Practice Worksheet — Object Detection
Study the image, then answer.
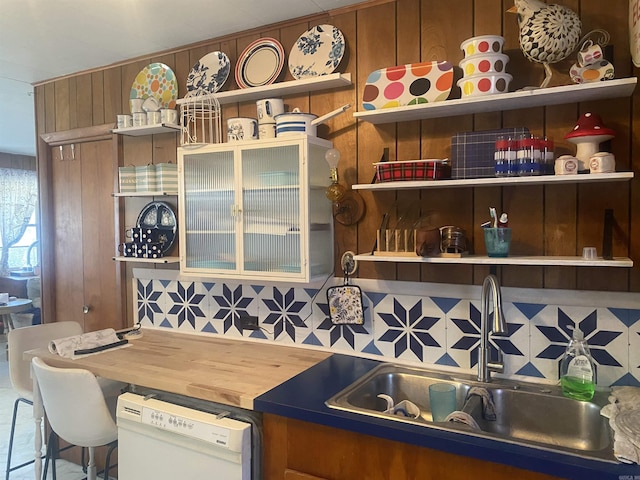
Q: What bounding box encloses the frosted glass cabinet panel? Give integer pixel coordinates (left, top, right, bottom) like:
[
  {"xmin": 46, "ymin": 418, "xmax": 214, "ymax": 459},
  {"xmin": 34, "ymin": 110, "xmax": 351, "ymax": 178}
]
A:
[{"xmin": 178, "ymin": 135, "xmax": 334, "ymax": 282}]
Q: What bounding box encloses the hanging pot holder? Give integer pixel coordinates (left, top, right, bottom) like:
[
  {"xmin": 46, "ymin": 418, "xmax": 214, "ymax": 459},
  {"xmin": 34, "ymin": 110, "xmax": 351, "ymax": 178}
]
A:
[{"xmin": 327, "ymin": 274, "xmax": 364, "ymax": 325}]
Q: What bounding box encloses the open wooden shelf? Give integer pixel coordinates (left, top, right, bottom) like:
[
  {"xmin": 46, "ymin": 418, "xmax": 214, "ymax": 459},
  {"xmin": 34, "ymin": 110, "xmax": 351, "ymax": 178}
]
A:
[
  {"xmin": 353, "ymin": 253, "xmax": 633, "ymax": 267},
  {"xmin": 176, "ymin": 73, "xmax": 352, "ymax": 106},
  {"xmin": 353, "ymin": 172, "xmax": 634, "ymax": 190},
  {"xmin": 113, "ymin": 256, "xmax": 180, "ymax": 264},
  {"xmin": 112, "ymin": 191, "xmax": 178, "ymax": 197},
  {"xmin": 112, "ymin": 124, "xmax": 181, "ymax": 136},
  {"xmin": 353, "ymin": 77, "xmax": 637, "ymax": 124}
]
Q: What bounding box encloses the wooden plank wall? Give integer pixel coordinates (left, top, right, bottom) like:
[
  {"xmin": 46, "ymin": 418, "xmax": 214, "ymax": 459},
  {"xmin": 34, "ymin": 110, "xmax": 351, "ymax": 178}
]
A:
[{"xmin": 35, "ymin": 0, "xmax": 639, "ymax": 302}]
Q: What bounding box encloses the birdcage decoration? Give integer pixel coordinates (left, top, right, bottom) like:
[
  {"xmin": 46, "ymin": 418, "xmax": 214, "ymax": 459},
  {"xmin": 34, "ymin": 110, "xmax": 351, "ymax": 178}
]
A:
[{"xmin": 177, "ymin": 91, "xmax": 222, "ymax": 146}]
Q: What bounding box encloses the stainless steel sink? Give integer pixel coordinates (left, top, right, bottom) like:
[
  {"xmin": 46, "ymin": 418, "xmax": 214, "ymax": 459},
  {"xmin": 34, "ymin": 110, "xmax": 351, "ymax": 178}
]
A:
[{"xmin": 325, "ymin": 363, "xmax": 614, "ymax": 461}]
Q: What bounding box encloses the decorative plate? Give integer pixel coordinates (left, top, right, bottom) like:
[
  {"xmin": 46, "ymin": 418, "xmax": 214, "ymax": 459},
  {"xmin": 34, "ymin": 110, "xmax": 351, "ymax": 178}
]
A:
[
  {"xmin": 288, "ymin": 24, "xmax": 345, "ymax": 79},
  {"xmin": 235, "ymin": 38, "xmax": 285, "ymax": 89},
  {"xmin": 186, "ymin": 51, "xmax": 231, "ymax": 94},
  {"xmin": 136, "ymin": 201, "xmax": 177, "ymax": 254},
  {"xmin": 362, "ymin": 61, "xmax": 454, "ymax": 110},
  {"xmin": 130, "ymin": 63, "xmax": 178, "ymax": 112}
]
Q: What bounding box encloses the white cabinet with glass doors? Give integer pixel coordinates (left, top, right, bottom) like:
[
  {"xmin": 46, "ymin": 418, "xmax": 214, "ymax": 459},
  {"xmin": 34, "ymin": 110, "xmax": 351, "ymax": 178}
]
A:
[{"xmin": 178, "ymin": 135, "xmax": 334, "ymax": 282}]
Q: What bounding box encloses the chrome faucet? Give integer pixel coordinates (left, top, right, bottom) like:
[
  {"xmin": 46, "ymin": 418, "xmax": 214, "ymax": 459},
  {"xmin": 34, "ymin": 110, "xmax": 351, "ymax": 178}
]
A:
[{"xmin": 478, "ymin": 274, "xmax": 508, "ymax": 382}]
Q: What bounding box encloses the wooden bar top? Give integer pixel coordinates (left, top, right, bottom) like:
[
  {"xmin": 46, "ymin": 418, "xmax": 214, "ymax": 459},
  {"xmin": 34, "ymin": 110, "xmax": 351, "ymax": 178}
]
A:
[{"xmin": 26, "ymin": 328, "xmax": 331, "ymax": 409}]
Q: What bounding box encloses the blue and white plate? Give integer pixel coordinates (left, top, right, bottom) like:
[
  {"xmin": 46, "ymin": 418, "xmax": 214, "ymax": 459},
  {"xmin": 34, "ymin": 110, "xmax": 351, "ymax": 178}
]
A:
[
  {"xmin": 288, "ymin": 24, "xmax": 345, "ymax": 79},
  {"xmin": 186, "ymin": 51, "xmax": 231, "ymax": 94}
]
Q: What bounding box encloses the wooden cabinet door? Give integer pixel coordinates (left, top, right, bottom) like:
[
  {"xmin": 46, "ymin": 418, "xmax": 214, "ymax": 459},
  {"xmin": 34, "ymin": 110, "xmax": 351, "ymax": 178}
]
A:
[{"xmin": 47, "ymin": 137, "xmax": 123, "ymax": 331}]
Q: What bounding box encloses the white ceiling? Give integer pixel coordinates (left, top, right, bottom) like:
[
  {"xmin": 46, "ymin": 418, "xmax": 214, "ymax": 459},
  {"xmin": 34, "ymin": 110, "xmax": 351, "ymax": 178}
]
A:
[{"xmin": 0, "ymin": 0, "xmax": 364, "ymax": 156}]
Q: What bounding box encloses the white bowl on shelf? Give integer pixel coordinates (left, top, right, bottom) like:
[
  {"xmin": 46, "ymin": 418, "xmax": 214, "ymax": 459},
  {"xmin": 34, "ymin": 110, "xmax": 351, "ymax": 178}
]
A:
[
  {"xmin": 459, "ymin": 53, "xmax": 509, "ymax": 76},
  {"xmin": 457, "ymin": 73, "xmax": 512, "ymax": 97},
  {"xmin": 460, "ymin": 35, "xmax": 505, "ymax": 57}
]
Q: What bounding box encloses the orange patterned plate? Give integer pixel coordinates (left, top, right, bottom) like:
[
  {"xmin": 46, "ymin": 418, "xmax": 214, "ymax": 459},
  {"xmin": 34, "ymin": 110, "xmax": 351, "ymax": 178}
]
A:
[
  {"xmin": 130, "ymin": 62, "xmax": 178, "ymax": 111},
  {"xmin": 362, "ymin": 61, "xmax": 453, "ymax": 110}
]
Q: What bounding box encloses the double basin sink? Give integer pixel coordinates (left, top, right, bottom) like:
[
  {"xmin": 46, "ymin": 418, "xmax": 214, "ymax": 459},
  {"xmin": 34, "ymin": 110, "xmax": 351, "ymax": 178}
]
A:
[{"xmin": 325, "ymin": 363, "xmax": 614, "ymax": 462}]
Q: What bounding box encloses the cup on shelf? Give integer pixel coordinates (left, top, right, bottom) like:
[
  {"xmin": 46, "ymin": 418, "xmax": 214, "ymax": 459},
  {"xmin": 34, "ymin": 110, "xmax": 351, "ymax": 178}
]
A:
[
  {"xmin": 146, "ymin": 111, "xmax": 161, "ymax": 125},
  {"xmin": 130, "ymin": 98, "xmax": 144, "ymax": 113},
  {"xmin": 582, "ymin": 246, "xmax": 597, "ymax": 260},
  {"xmin": 483, "ymin": 227, "xmax": 512, "ymax": 258},
  {"xmin": 429, "ymin": 383, "xmax": 457, "ymax": 422},
  {"xmin": 116, "ymin": 114, "xmax": 132, "ymax": 129},
  {"xmin": 132, "ymin": 112, "xmax": 147, "ymax": 127},
  {"xmin": 160, "ymin": 108, "xmax": 178, "ymax": 125}
]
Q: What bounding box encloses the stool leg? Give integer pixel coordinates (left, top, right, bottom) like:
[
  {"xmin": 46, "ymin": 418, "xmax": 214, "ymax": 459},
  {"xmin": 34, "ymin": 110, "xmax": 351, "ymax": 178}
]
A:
[{"xmin": 86, "ymin": 446, "xmax": 96, "ymax": 480}]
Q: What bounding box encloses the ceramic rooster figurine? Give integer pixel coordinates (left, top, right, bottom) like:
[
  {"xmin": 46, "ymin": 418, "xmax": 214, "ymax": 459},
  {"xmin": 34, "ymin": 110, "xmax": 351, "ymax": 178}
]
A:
[{"xmin": 509, "ymin": 0, "xmax": 582, "ymax": 88}]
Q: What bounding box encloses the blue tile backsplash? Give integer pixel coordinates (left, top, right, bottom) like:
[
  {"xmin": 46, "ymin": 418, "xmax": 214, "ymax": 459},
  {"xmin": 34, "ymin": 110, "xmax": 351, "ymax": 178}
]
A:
[{"xmin": 134, "ymin": 269, "xmax": 640, "ymax": 388}]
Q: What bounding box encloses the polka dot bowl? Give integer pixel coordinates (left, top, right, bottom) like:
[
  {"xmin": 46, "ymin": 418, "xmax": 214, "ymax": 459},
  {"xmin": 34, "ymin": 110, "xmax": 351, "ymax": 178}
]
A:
[
  {"xmin": 459, "ymin": 53, "xmax": 509, "ymax": 76},
  {"xmin": 457, "ymin": 73, "xmax": 512, "ymax": 98},
  {"xmin": 460, "ymin": 35, "xmax": 505, "ymax": 58}
]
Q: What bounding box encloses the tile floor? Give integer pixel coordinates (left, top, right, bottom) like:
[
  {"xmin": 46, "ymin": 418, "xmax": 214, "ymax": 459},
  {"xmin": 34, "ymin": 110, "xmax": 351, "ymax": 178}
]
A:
[{"xmin": 0, "ymin": 335, "xmax": 86, "ymax": 479}]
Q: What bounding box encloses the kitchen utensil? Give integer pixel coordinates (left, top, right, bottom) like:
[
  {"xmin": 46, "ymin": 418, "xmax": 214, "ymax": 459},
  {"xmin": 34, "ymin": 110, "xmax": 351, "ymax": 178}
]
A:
[
  {"xmin": 459, "ymin": 53, "xmax": 509, "ymax": 76},
  {"xmin": 275, "ymin": 104, "xmax": 350, "ymax": 137},
  {"xmin": 311, "ymin": 104, "xmax": 351, "ymax": 125},
  {"xmin": 326, "ymin": 270, "xmax": 364, "ymax": 325}
]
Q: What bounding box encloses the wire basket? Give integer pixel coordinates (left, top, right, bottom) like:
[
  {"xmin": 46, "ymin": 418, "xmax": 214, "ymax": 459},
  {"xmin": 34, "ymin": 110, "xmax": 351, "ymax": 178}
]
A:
[{"xmin": 177, "ymin": 91, "xmax": 222, "ymax": 146}]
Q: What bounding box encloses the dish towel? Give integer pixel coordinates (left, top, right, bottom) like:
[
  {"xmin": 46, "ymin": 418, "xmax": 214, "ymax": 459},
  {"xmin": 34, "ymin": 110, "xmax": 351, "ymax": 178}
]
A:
[
  {"xmin": 48, "ymin": 328, "xmax": 123, "ymax": 359},
  {"xmin": 445, "ymin": 410, "xmax": 481, "ymax": 430},
  {"xmin": 466, "ymin": 386, "xmax": 497, "ymax": 421},
  {"xmin": 601, "ymin": 386, "xmax": 640, "ymax": 464}
]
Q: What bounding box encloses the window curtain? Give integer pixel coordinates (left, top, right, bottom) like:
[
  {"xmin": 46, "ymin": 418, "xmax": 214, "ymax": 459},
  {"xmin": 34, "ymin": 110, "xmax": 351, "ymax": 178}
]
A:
[{"xmin": 0, "ymin": 168, "xmax": 37, "ymax": 275}]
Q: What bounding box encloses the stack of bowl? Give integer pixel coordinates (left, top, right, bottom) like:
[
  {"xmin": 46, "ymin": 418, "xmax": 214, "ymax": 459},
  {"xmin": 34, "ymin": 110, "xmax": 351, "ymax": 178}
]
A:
[{"xmin": 457, "ymin": 35, "xmax": 511, "ymax": 98}]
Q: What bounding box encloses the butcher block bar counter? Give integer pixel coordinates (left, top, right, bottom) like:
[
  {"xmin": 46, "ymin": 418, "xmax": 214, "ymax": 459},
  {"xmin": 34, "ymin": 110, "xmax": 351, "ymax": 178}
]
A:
[{"xmin": 26, "ymin": 328, "xmax": 331, "ymax": 409}]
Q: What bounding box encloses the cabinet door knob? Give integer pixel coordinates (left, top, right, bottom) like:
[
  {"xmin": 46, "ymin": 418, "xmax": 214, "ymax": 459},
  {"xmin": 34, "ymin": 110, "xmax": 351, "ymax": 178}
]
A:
[{"xmin": 82, "ymin": 305, "xmax": 90, "ymax": 314}]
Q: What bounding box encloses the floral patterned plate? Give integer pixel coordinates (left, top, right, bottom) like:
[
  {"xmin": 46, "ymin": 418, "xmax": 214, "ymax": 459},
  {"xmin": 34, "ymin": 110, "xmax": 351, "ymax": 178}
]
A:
[
  {"xmin": 288, "ymin": 24, "xmax": 345, "ymax": 79},
  {"xmin": 186, "ymin": 51, "xmax": 231, "ymax": 94},
  {"xmin": 129, "ymin": 62, "xmax": 178, "ymax": 112}
]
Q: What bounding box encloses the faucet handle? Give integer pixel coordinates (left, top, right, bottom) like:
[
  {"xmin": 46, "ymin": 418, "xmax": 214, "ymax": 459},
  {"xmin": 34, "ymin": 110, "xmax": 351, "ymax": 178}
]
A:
[{"xmin": 487, "ymin": 349, "xmax": 504, "ymax": 374}]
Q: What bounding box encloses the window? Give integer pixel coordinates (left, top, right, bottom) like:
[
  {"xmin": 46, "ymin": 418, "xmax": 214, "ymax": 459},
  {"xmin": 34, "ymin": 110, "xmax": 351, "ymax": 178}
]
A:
[
  {"xmin": 0, "ymin": 167, "xmax": 38, "ymax": 275},
  {"xmin": 0, "ymin": 209, "xmax": 38, "ymax": 270}
]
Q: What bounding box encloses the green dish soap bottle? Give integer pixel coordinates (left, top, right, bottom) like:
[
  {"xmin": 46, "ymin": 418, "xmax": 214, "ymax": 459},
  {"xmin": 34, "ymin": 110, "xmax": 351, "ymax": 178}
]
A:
[{"xmin": 560, "ymin": 326, "xmax": 595, "ymax": 401}]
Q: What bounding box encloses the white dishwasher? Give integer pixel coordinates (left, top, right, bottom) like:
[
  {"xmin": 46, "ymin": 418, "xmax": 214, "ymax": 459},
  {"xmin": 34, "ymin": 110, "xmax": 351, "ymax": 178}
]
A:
[{"xmin": 117, "ymin": 392, "xmax": 252, "ymax": 480}]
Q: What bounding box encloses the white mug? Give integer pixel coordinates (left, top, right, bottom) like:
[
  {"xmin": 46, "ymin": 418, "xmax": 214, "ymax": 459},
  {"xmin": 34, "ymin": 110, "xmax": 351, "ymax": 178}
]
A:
[
  {"xmin": 577, "ymin": 41, "xmax": 604, "ymax": 67},
  {"xmin": 133, "ymin": 112, "xmax": 147, "ymax": 127},
  {"xmin": 146, "ymin": 111, "xmax": 161, "ymax": 125},
  {"xmin": 256, "ymin": 98, "xmax": 284, "ymax": 124},
  {"xmin": 227, "ymin": 117, "xmax": 258, "ymax": 142},
  {"xmin": 554, "ymin": 155, "xmax": 579, "ymax": 175},
  {"xmin": 589, "ymin": 152, "xmax": 615, "ymax": 173},
  {"xmin": 161, "ymin": 108, "xmax": 178, "ymax": 125},
  {"xmin": 130, "ymin": 98, "xmax": 144, "ymax": 113},
  {"xmin": 116, "ymin": 114, "xmax": 132, "ymax": 128},
  {"xmin": 259, "ymin": 123, "xmax": 277, "ymax": 139}
]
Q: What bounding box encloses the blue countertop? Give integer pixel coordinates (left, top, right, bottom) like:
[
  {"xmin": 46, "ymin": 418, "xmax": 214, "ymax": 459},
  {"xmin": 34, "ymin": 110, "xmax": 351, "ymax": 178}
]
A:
[{"xmin": 254, "ymin": 354, "xmax": 640, "ymax": 480}]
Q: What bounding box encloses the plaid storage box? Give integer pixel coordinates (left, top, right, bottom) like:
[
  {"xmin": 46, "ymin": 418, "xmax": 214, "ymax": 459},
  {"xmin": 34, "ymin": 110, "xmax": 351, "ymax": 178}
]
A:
[
  {"xmin": 118, "ymin": 166, "xmax": 137, "ymax": 193},
  {"xmin": 135, "ymin": 164, "xmax": 157, "ymax": 192},
  {"xmin": 450, "ymin": 127, "xmax": 529, "ymax": 179},
  {"xmin": 156, "ymin": 163, "xmax": 178, "ymax": 192},
  {"xmin": 375, "ymin": 159, "xmax": 451, "ymax": 182}
]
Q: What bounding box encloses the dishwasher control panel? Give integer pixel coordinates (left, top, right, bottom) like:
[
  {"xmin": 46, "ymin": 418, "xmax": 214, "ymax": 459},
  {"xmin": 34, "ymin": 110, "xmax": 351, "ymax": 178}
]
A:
[
  {"xmin": 140, "ymin": 407, "xmax": 232, "ymax": 447},
  {"xmin": 117, "ymin": 392, "xmax": 251, "ymax": 453}
]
